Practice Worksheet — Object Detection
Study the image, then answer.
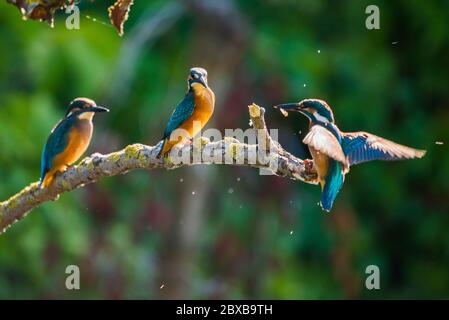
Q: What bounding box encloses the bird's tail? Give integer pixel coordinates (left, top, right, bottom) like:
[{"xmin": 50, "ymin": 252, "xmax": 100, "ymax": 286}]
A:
[
  {"xmin": 157, "ymin": 138, "xmax": 177, "ymax": 158},
  {"xmin": 320, "ymin": 161, "xmax": 345, "ymax": 212},
  {"xmin": 157, "ymin": 139, "xmax": 167, "ymax": 158},
  {"xmin": 38, "ymin": 170, "xmax": 55, "ymax": 189}
]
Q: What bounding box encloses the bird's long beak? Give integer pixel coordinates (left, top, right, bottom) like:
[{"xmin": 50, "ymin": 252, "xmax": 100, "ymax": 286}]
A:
[
  {"xmin": 86, "ymin": 106, "xmax": 110, "ymax": 113},
  {"xmin": 274, "ymin": 103, "xmax": 301, "ymax": 111}
]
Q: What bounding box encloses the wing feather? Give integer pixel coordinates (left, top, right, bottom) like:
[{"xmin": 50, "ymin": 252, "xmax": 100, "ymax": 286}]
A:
[
  {"xmin": 303, "ymin": 125, "xmax": 348, "ymax": 169},
  {"xmin": 163, "ymin": 91, "xmax": 195, "ymax": 139},
  {"xmin": 342, "ymin": 131, "xmax": 426, "ymax": 166},
  {"xmin": 40, "ymin": 117, "xmax": 73, "ymax": 181}
]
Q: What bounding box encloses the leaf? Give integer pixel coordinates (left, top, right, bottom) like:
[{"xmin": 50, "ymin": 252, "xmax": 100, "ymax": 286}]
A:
[
  {"xmin": 6, "ymin": 0, "xmax": 71, "ymax": 27},
  {"xmin": 28, "ymin": 4, "xmax": 55, "ymax": 26},
  {"xmin": 6, "ymin": 0, "xmax": 27, "ymax": 15},
  {"xmin": 108, "ymin": 0, "xmax": 134, "ymax": 36}
]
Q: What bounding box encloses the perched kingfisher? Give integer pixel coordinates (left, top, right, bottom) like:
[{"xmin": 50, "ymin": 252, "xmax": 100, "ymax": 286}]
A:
[
  {"xmin": 157, "ymin": 67, "xmax": 215, "ymax": 157},
  {"xmin": 275, "ymin": 99, "xmax": 426, "ymax": 212},
  {"xmin": 39, "ymin": 98, "xmax": 109, "ymax": 188}
]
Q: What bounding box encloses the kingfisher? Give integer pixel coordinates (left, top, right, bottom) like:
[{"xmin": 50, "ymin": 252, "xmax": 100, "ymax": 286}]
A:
[
  {"xmin": 157, "ymin": 67, "xmax": 215, "ymax": 157},
  {"xmin": 275, "ymin": 99, "xmax": 426, "ymax": 212},
  {"xmin": 39, "ymin": 98, "xmax": 109, "ymax": 188}
]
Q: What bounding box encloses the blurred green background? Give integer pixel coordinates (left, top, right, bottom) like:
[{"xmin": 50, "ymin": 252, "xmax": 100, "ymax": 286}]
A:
[{"xmin": 0, "ymin": 0, "xmax": 448, "ymax": 299}]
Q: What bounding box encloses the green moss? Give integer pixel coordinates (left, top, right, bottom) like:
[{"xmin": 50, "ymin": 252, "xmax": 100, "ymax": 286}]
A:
[
  {"xmin": 224, "ymin": 136, "xmax": 238, "ymax": 143},
  {"xmin": 227, "ymin": 143, "xmax": 241, "ymax": 160},
  {"xmin": 164, "ymin": 156, "xmax": 173, "ymax": 166},
  {"xmin": 86, "ymin": 160, "xmax": 95, "ymax": 170},
  {"xmin": 61, "ymin": 179, "xmax": 71, "ymax": 190},
  {"xmin": 109, "ymin": 152, "xmax": 122, "ymax": 163},
  {"xmin": 8, "ymin": 196, "xmax": 19, "ymax": 210},
  {"xmin": 198, "ymin": 136, "xmax": 210, "ymax": 146},
  {"xmin": 124, "ymin": 145, "xmax": 140, "ymax": 159},
  {"xmin": 124, "ymin": 144, "xmax": 147, "ymax": 165}
]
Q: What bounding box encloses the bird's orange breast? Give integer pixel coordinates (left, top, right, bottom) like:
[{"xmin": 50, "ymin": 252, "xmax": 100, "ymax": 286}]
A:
[
  {"xmin": 309, "ymin": 146, "xmax": 329, "ymax": 190},
  {"xmin": 52, "ymin": 120, "xmax": 93, "ymax": 169},
  {"xmin": 179, "ymin": 83, "xmax": 215, "ymax": 137}
]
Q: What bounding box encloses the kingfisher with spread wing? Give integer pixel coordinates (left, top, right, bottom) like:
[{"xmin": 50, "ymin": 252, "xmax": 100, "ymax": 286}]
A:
[
  {"xmin": 157, "ymin": 67, "xmax": 215, "ymax": 158},
  {"xmin": 275, "ymin": 99, "xmax": 426, "ymax": 212}
]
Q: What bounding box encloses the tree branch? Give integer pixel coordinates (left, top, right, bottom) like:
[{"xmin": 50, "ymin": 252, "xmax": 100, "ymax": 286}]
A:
[{"xmin": 0, "ymin": 103, "xmax": 317, "ymax": 235}]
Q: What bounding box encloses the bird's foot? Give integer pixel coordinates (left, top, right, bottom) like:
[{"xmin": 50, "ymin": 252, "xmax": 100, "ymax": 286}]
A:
[
  {"xmin": 54, "ymin": 166, "xmax": 69, "ymax": 179},
  {"xmin": 303, "ymin": 159, "xmax": 315, "ymax": 173}
]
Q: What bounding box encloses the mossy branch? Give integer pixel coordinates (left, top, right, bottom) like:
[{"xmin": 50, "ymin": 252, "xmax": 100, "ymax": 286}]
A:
[{"xmin": 0, "ymin": 104, "xmax": 317, "ymax": 235}]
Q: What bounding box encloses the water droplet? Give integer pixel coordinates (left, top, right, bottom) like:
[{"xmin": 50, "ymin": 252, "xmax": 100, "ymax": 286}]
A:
[
  {"xmin": 290, "ymin": 230, "xmax": 294, "ymax": 235},
  {"xmin": 237, "ymin": 177, "xmax": 241, "ymax": 182},
  {"xmin": 160, "ymin": 284, "xmax": 165, "ymax": 289},
  {"xmin": 192, "ymin": 191, "xmax": 196, "ymax": 195},
  {"xmin": 228, "ymin": 188, "xmax": 234, "ymax": 194},
  {"xmin": 303, "ymin": 84, "xmax": 307, "ymax": 87},
  {"xmin": 180, "ymin": 178, "xmax": 184, "ymax": 182},
  {"xmin": 317, "ymin": 49, "xmax": 321, "ymax": 53},
  {"xmin": 435, "ymin": 141, "xmax": 444, "ymax": 145}
]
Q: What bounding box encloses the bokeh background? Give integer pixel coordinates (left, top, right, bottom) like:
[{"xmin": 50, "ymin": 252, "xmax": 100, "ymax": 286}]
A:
[{"xmin": 0, "ymin": 0, "xmax": 448, "ymax": 299}]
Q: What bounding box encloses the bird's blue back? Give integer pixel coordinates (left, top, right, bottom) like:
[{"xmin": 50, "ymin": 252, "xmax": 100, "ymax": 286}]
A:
[
  {"xmin": 163, "ymin": 91, "xmax": 195, "ymax": 139},
  {"xmin": 40, "ymin": 117, "xmax": 74, "ymax": 183}
]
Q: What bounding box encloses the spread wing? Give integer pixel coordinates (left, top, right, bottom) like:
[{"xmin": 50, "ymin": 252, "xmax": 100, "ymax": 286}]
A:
[
  {"xmin": 40, "ymin": 117, "xmax": 73, "ymax": 181},
  {"xmin": 303, "ymin": 125, "xmax": 348, "ymax": 169},
  {"xmin": 162, "ymin": 91, "xmax": 195, "ymax": 139},
  {"xmin": 341, "ymin": 131, "xmax": 426, "ymax": 166}
]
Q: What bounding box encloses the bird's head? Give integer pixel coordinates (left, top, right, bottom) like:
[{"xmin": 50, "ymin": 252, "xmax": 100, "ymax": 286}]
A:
[
  {"xmin": 275, "ymin": 99, "xmax": 335, "ymax": 125},
  {"xmin": 187, "ymin": 67, "xmax": 209, "ymax": 89},
  {"xmin": 65, "ymin": 97, "xmax": 109, "ymax": 119}
]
